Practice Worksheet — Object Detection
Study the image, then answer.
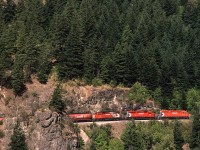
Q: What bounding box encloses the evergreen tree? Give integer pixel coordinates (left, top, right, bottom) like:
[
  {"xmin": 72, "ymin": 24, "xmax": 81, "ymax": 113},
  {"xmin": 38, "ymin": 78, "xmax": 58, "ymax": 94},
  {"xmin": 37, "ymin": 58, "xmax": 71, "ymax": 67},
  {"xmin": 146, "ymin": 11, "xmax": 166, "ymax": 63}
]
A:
[
  {"xmin": 63, "ymin": 18, "xmax": 84, "ymax": 79},
  {"xmin": 113, "ymin": 25, "xmax": 136, "ymax": 85},
  {"xmin": 160, "ymin": 34, "xmax": 174, "ymax": 98},
  {"xmin": 100, "ymin": 55, "xmax": 115, "ymax": 84},
  {"xmin": 161, "ymin": 0, "xmax": 179, "ymax": 16},
  {"xmin": 3, "ymin": 0, "xmax": 16, "ymax": 24},
  {"xmin": 90, "ymin": 125, "xmax": 111, "ymax": 150},
  {"xmin": 49, "ymin": 84, "xmax": 65, "ymax": 113},
  {"xmin": 183, "ymin": 1, "xmax": 198, "ymax": 26},
  {"xmin": 121, "ymin": 121, "xmax": 145, "ymax": 150},
  {"xmin": 83, "ymin": 37, "xmax": 99, "ymax": 83},
  {"xmin": 9, "ymin": 121, "xmax": 28, "ymax": 150},
  {"xmin": 137, "ymin": 46, "xmax": 161, "ymax": 90},
  {"xmin": 11, "ymin": 56, "xmax": 26, "ymax": 95},
  {"xmin": 186, "ymin": 88, "xmax": 200, "ymax": 112},
  {"xmin": 190, "ymin": 109, "xmax": 200, "ymax": 149},
  {"xmin": 128, "ymin": 82, "xmax": 150, "ymax": 105},
  {"xmin": 108, "ymin": 138, "xmax": 124, "ymax": 150},
  {"xmin": 37, "ymin": 59, "xmax": 51, "ymax": 84},
  {"xmin": 173, "ymin": 121, "xmax": 184, "ymax": 150}
]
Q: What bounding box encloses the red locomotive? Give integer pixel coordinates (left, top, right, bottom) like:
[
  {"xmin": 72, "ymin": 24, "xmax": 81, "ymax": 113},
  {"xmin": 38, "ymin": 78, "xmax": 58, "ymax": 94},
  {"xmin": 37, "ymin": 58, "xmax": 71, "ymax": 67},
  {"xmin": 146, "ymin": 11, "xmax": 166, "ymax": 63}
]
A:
[
  {"xmin": 159, "ymin": 110, "xmax": 190, "ymax": 119},
  {"xmin": 93, "ymin": 112, "xmax": 120, "ymax": 121},
  {"xmin": 126, "ymin": 110, "xmax": 155, "ymax": 119},
  {"xmin": 68, "ymin": 113, "xmax": 92, "ymax": 122}
]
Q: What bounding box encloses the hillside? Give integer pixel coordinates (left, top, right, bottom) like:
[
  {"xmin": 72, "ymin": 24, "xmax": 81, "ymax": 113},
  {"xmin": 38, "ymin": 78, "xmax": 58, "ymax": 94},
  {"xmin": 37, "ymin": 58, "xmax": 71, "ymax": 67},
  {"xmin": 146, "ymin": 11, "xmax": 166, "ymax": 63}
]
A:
[{"xmin": 0, "ymin": 77, "xmax": 131, "ymax": 149}]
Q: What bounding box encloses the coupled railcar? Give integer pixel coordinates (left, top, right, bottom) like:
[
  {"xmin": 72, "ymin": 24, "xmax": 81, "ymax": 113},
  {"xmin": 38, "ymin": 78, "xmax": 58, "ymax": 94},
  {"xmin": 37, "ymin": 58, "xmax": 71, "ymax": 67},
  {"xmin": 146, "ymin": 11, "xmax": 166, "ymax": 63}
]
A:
[
  {"xmin": 68, "ymin": 113, "xmax": 92, "ymax": 122},
  {"xmin": 126, "ymin": 110, "xmax": 155, "ymax": 120},
  {"xmin": 160, "ymin": 110, "xmax": 190, "ymax": 119},
  {"xmin": 93, "ymin": 112, "xmax": 121, "ymax": 121}
]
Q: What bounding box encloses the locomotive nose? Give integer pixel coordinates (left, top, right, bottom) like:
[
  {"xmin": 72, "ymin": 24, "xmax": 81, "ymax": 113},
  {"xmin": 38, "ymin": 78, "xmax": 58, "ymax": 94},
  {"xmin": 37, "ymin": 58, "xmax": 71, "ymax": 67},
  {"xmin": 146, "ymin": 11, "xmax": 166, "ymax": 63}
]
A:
[{"xmin": 115, "ymin": 113, "xmax": 120, "ymax": 118}]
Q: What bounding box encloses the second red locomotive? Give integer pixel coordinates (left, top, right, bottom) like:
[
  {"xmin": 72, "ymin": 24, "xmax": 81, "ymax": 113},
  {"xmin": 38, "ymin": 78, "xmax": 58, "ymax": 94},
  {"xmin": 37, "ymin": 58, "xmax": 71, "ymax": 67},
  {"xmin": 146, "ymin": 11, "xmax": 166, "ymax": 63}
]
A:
[
  {"xmin": 93, "ymin": 112, "xmax": 121, "ymax": 121},
  {"xmin": 126, "ymin": 110, "xmax": 155, "ymax": 120}
]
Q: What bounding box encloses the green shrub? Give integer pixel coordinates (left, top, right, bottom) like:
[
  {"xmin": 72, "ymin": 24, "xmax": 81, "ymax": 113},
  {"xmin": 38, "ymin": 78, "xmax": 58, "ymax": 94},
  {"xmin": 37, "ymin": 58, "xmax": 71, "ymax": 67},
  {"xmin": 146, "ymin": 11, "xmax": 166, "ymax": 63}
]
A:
[
  {"xmin": 32, "ymin": 92, "xmax": 38, "ymax": 98},
  {"xmin": 0, "ymin": 121, "xmax": 3, "ymax": 125},
  {"xmin": 92, "ymin": 78, "xmax": 103, "ymax": 87},
  {"xmin": 109, "ymin": 80, "xmax": 117, "ymax": 88}
]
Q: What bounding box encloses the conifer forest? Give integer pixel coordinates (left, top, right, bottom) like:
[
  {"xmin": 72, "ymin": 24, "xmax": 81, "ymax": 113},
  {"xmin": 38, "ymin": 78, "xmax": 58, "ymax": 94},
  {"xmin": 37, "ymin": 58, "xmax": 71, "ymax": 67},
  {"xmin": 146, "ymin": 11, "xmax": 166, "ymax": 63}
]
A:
[{"xmin": 0, "ymin": 0, "xmax": 200, "ymax": 110}]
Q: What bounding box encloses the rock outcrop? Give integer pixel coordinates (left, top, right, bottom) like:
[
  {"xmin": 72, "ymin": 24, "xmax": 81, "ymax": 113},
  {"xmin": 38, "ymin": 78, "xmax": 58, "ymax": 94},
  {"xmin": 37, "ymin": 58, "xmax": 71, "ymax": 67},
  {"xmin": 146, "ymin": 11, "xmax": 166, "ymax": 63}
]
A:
[
  {"xmin": 28, "ymin": 110, "xmax": 77, "ymax": 150},
  {"xmin": 0, "ymin": 79, "xmax": 130, "ymax": 150},
  {"xmin": 1, "ymin": 110, "xmax": 78, "ymax": 150}
]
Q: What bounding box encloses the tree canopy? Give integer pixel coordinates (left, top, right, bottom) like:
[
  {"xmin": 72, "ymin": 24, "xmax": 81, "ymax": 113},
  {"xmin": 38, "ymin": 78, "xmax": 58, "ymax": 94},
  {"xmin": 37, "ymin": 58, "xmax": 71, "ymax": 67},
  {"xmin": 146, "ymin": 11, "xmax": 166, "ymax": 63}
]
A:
[{"xmin": 0, "ymin": 0, "xmax": 200, "ymax": 110}]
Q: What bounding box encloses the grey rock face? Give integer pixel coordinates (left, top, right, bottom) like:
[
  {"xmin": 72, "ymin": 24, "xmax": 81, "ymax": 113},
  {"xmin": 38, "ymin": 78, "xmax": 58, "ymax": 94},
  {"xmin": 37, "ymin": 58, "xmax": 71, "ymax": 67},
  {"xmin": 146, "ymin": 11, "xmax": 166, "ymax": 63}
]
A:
[
  {"xmin": 1, "ymin": 110, "xmax": 77, "ymax": 150},
  {"xmin": 28, "ymin": 110, "xmax": 77, "ymax": 150}
]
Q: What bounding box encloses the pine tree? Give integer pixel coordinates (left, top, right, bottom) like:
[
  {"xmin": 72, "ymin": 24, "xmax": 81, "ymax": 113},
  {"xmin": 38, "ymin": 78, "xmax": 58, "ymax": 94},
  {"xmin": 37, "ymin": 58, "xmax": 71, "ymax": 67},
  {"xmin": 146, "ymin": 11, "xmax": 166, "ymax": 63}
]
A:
[
  {"xmin": 11, "ymin": 57, "xmax": 26, "ymax": 95},
  {"xmin": 113, "ymin": 25, "xmax": 136, "ymax": 85},
  {"xmin": 49, "ymin": 84, "xmax": 65, "ymax": 113},
  {"xmin": 37, "ymin": 59, "xmax": 51, "ymax": 84},
  {"xmin": 3, "ymin": 0, "xmax": 16, "ymax": 24},
  {"xmin": 173, "ymin": 121, "xmax": 184, "ymax": 150},
  {"xmin": 121, "ymin": 120, "xmax": 145, "ymax": 150},
  {"xmin": 83, "ymin": 37, "xmax": 99, "ymax": 83},
  {"xmin": 64, "ymin": 9, "xmax": 84, "ymax": 79},
  {"xmin": 9, "ymin": 121, "xmax": 28, "ymax": 150},
  {"xmin": 183, "ymin": 1, "xmax": 198, "ymax": 26},
  {"xmin": 100, "ymin": 55, "xmax": 115, "ymax": 84},
  {"xmin": 137, "ymin": 46, "xmax": 161, "ymax": 90},
  {"xmin": 161, "ymin": 0, "xmax": 179, "ymax": 16},
  {"xmin": 190, "ymin": 109, "xmax": 200, "ymax": 149}
]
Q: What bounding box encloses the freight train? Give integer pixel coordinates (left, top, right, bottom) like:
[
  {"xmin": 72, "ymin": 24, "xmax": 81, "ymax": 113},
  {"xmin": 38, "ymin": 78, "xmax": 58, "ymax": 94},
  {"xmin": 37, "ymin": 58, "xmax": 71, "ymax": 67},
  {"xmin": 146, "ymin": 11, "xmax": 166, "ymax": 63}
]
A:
[{"xmin": 68, "ymin": 110, "xmax": 190, "ymax": 122}]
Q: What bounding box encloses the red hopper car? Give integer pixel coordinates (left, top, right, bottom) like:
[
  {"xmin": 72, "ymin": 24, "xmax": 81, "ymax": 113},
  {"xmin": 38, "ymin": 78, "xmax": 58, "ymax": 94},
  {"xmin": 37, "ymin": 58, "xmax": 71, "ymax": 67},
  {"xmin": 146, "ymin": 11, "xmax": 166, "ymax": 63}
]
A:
[
  {"xmin": 160, "ymin": 110, "xmax": 190, "ymax": 119},
  {"xmin": 126, "ymin": 110, "xmax": 155, "ymax": 119},
  {"xmin": 68, "ymin": 113, "xmax": 92, "ymax": 122},
  {"xmin": 93, "ymin": 112, "xmax": 121, "ymax": 121}
]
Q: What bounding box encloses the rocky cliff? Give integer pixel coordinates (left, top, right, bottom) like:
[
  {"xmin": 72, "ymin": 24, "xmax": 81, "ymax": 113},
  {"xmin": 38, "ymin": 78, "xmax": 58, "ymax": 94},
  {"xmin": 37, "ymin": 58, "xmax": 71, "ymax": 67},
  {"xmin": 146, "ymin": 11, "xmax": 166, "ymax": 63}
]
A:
[
  {"xmin": 1, "ymin": 110, "xmax": 78, "ymax": 150},
  {"xmin": 0, "ymin": 79, "xmax": 129, "ymax": 149}
]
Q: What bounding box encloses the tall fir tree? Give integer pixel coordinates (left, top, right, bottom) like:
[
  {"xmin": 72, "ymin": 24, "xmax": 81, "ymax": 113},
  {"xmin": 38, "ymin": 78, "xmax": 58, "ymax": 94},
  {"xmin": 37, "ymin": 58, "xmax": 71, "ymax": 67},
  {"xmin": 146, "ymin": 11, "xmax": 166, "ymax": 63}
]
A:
[
  {"xmin": 49, "ymin": 84, "xmax": 65, "ymax": 113},
  {"xmin": 11, "ymin": 56, "xmax": 26, "ymax": 95},
  {"xmin": 173, "ymin": 121, "xmax": 184, "ymax": 150},
  {"xmin": 113, "ymin": 25, "xmax": 136, "ymax": 85},
  {"xmin": 121, "ymin": 120, "xmax": 145, "ymax": 150},
  {"xmin": 190, "ymin": 109, "xmax": 200, "ymax": 149},
  {"xmin": 3, "ymin": 0, "xmax": 16, "ymax": 24},
  {"xmin": 9, "ymin": 121, "xmax": 28, "ymax": 150}
]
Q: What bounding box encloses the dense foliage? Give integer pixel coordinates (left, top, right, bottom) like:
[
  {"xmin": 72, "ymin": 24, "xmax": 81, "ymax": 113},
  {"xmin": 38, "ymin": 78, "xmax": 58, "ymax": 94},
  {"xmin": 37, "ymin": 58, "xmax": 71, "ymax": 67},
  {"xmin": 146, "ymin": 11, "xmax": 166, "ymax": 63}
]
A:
[
  {"xmin": 87, "ymin": 124, "xmax": 124, "ymax": 150},
  {"xmin": 0, "ymin": 0, "xmax": 200, "ymax": 107},
  {"xmin": 87, "ymin": 120, "xmax": 193, "ymax": 150}
]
